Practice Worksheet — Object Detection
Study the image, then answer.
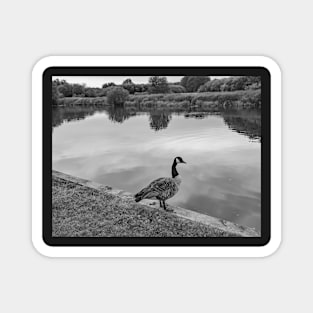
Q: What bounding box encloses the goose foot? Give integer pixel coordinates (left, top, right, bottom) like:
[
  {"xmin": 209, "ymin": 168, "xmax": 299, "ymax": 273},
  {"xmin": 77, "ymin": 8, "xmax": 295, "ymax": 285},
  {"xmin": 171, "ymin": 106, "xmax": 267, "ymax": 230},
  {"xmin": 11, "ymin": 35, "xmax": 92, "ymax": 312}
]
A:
[
  {"xmin": 164, "ymin": 207, "xmax": 174, "ymax": 212},
  {"xmin": 163, "ymin": 201, "xmax": 174, "ymax": 212}
]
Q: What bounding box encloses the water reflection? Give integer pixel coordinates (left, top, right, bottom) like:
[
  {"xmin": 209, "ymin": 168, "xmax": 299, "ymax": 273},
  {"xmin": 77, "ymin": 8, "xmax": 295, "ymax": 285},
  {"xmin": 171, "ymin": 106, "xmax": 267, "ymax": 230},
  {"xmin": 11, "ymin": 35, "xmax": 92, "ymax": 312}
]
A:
[
  {"xmin": 222, "ymin": 109, "xmax": 261, "ymax": 141},
  {"xmin": 52, "ymin": 106, "xmax": 105, "ymax": 128},
  {"xmin": 53, "ymin": 105, "xmax": 261, "ymax": 141},
  {"xmin": 52, "ymin": 104, "xmax": 261, "ymax": 231},
  {"xmin": 149, "ymin": 110, "xmax": 172, "ymax": 131},
  {"xmin": 106, "ymin": 105, "xmax": 136, "ymax": 123}
]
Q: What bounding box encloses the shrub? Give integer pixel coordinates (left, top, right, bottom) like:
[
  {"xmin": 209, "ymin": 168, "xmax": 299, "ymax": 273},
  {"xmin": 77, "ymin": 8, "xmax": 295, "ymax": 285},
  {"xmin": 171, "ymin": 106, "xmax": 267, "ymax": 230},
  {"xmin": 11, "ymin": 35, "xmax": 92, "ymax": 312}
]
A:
[
  {"xmin": 85, "ymin": 88, "xmax": 97, "ymax": 97},
  {"xmin": 169, "ymin": 85, "xmax": 186, "ymax": 93},
  {"xmin": 198, "ymin": 79, "xmax": 224, "ymax": 92},
  {"xmin": 141, "ymin": 99, "xmax": 156, "ymax": 108},
  {"xmin": 180, "ymin": 76, "xmax": 210, "ymax": 92},
  {"xmin": 52, "ymin": 84, "xmax": 59, "ymax": 105},
  {"xmin": 72, "ymin": 84, "xmax": 85, "ymax": 97},
  {"xmin": 58, "ymin": 83, "xmax": 73, "ymax": 97},
  {"xmin": 106, "ymin": 87, "xmax": 129, "ymax": 105},
  {"xmin": 134, "ymin": 84, "xmax": 149, "ymax": 93}
]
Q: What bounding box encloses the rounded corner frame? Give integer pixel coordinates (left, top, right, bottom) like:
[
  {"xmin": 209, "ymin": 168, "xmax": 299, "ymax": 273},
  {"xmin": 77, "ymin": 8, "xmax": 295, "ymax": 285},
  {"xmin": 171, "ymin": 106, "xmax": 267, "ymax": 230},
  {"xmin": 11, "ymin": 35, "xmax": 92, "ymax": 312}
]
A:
[{"xmin": 32, "ymin": 56, "xmax": 281, "ymax": 258}]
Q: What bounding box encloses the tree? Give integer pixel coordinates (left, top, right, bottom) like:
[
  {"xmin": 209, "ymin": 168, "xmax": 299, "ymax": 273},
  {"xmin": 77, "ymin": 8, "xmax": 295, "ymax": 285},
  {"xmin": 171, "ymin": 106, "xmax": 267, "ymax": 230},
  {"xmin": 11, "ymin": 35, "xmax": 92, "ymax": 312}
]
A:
[
  {"xmin": 198, "ymin": 76, "xmax": 262, "ymax": 92},
  {"xmin": 180, "ymin": 77, "xmax": 189, "ymax": 89},
  {"xmin": 245, "ymin": 76, "xmax": 261, "ymax": 89},
  {"xmin": 123, "ymin": 78, "xmax": 133, "ymax": 85},
  {"xmin": 122, "ymin": 78, "xmax": 135, "ymax": 94},
  {"xmin": 102, "ymin": 82, "xmax": 116, "ymax": 89},
  {"xmin": 106, "ymin": 87, "xmax": 129, "ymax": 105},
  {"xmin": 148, "ymin": 76, "xmax": 169, "ymax": 93},
  {"xmin": 72, "ymin": 84, "xmax": 85, "ymax": 96},
  {"xmin": 58, "ymin": 82, "xmax": 73, "ymax": 97},
  {"xmin": 52, "ymin": 83, "xmax": 59, "ymax": 105},
  {"xmin": 180, "ymin": 76, "xmax": 210, "ymax": 92},
  {"xmin": 53, "ymin": 79, "xmax": 67, "ymax": 86}
]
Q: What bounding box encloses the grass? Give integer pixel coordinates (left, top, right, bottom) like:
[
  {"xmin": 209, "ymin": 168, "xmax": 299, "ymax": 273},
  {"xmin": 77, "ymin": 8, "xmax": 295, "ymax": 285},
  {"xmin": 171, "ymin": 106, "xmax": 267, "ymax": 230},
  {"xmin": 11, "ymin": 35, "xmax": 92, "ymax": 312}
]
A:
[
  {"xmin": 57, "ymin": 96, "xmax": 108, "ymax": 106},
  {"xmin": 52, "ymin": 175, "xmax": 241, "ymax": 237},
  {"xmin": 125, "ymin": 89, "xmax": 260, "ymax": 108},
  {"xmin": 54, "ymin": 89, "xmax": 261, "ymax": 109}
]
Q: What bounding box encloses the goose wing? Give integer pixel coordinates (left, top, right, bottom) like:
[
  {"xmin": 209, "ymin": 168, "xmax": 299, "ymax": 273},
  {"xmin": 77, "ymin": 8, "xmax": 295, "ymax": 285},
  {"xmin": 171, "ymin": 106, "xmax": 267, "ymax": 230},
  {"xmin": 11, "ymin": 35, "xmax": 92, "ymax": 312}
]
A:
[
  {"xmin": 147, "ymin": 177, "xmax": 179, "ymax": 200},
  {"xmin": 148, "ymin": 177, "xmax": 177, "ymax": 193},
  {"xmin": 135, "ymin": 177, "xmax": 178, "ymax": 201}
]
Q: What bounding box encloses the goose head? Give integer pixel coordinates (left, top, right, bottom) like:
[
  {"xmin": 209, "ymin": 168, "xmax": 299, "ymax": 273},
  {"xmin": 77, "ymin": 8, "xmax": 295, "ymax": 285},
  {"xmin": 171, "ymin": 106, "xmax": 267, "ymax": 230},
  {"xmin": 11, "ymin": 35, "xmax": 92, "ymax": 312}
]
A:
[
  {"xmin": 174, "ymin": 156, "xmax": 186, "ymax": 164},
  {"xmin": 172, "ymin": 157, "xmax": 186, "ymax": 178}
]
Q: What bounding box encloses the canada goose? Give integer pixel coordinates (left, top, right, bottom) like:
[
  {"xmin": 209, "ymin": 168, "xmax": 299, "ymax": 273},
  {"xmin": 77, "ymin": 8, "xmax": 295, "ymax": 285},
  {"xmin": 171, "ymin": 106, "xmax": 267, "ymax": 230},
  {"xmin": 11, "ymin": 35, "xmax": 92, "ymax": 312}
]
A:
[{"xmin": 134, "ymin": 157, "xmax": 186, "ymax": 211}]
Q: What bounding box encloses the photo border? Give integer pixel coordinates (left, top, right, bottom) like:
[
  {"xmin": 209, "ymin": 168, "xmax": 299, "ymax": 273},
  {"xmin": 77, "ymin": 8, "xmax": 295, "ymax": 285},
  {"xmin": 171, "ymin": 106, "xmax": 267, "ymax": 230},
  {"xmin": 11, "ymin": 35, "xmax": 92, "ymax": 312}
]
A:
[{"xmin": 32, "ymin": 56, "xmax": 281, "ymax": 257}]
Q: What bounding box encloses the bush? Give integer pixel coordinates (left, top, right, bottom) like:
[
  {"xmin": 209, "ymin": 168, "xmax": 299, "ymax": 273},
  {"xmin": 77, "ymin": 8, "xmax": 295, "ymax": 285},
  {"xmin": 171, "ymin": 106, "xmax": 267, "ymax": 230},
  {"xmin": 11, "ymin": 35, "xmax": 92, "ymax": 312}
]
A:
[
  {"xmin": 85, "ymin": 88, "xmax": 97, "ymax": 97},
  {"xmin": 134, "ymin": 84, "xmax": 149, "ymax": 93},
  {"xmin": 106, "ymin": 87, "xmax": 129, "ymax": 105},
  {"xmin": 180, "ymin": 76, "xmax": 210, "ymax": 92},
  {"xmin": 198, "ymin": 79, "xmax": 224, "ymax": 92},
  {"xmin": 58, "ymin": 83, "xmax": 73, "ymax": 97},
  {"xmin": 72, "ymin": 84, "xmax": 85, "ymax": 97},
  {"xmin": 52, "ymin": 84, "xmax": 59, "ymax": 105},
  {"xmin": 169, "ymin": 85, "xmax": 186, "ymax": 93}
]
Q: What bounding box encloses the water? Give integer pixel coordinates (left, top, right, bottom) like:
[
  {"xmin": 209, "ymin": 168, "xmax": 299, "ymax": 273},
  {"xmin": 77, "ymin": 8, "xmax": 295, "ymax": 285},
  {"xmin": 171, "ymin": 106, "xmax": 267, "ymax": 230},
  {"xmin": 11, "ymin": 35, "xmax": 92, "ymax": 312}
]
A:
[{"xmin": 52, "ymin": 106, "xmax": 261, "ymax": 231}]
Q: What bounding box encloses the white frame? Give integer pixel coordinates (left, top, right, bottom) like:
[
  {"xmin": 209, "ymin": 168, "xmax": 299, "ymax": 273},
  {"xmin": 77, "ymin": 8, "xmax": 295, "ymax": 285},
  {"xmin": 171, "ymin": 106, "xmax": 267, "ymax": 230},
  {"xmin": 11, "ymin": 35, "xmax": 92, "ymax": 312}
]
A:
[{"xmin": 32, "ymin": 56, "xmax": 281, "ymax": 258}]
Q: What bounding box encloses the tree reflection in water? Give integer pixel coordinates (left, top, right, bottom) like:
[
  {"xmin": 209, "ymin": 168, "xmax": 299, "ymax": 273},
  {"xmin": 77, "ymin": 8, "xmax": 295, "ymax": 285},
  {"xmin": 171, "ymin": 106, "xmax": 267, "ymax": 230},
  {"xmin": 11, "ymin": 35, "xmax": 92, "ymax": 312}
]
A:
[
  {"xmin": 52, "ymin": 105, "xmax": 261, "ymax": 141},
  {"xmin": 221, "ymin": 109, "xmax": 261, "ymax": 141},
  {"xmin": 52, "ymin": 106, "xmax": 105, "ymax": 128},
  {"xmin": 149, "ymin": 110, "xmax": 172, "ymax": 131},
  {"xmin": 106, "ymin": 105, "xmax": 136, "ymax": 123}
]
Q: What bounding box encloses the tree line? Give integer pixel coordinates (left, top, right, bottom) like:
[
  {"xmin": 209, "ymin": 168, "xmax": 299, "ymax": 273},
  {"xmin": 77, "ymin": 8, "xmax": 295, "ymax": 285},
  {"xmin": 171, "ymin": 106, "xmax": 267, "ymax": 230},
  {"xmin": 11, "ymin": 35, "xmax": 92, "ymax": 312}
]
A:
[
  {"xmin": 52, "ymin": 76, "xmax": 260, "ymax": 106},
  {"xmin": 198, "ymin": 76, "xmax": 261, "ymax": 92}
]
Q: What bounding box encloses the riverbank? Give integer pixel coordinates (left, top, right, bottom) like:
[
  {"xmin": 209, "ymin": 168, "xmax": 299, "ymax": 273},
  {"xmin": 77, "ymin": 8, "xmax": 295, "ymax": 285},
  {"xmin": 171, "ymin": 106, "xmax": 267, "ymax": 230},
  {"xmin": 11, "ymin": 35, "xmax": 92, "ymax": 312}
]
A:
[
  {"xmin": 52, "ymin": 171, "xmax": 260, "ymax": 237},
  {"xmin": 55, "ymin": 89, "xmax": 261, "ymax": 109}
]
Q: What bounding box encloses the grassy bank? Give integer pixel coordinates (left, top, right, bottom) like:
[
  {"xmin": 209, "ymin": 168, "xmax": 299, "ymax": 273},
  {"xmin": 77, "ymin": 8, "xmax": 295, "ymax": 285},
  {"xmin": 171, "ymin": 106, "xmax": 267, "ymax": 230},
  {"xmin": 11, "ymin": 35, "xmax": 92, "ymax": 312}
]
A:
[
  {"xmin": 52, "ymin": 173, "xmax": 247, "ymax": 237},
  {"xmin": 54, "ymin": 89, "xmax": 261, "ymax": 109},
  {"xmin": 56, "ymin": 96, "xmax": 108, "ymax": 106}
]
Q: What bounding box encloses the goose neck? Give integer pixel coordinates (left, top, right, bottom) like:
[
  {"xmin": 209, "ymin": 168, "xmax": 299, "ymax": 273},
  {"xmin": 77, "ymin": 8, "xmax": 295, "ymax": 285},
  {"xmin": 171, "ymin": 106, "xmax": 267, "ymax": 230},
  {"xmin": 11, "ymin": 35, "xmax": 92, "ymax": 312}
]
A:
[{"xmin": 172, "ymin": 159, "xmax": 179, "ymax": 178}]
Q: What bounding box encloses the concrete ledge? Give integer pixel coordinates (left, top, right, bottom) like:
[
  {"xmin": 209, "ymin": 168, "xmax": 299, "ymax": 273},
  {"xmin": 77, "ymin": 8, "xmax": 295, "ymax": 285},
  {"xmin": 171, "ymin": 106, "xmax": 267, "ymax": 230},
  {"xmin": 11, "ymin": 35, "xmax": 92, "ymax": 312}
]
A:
[{"xmin": 53, "ymin": 170, "xmax": 260, "ymax": 237}]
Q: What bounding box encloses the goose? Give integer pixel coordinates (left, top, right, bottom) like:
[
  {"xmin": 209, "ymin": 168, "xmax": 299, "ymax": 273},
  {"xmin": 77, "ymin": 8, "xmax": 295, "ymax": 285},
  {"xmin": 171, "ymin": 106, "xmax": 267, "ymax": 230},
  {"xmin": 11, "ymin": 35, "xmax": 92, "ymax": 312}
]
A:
[{"xmin": 134, "ymin": 157, "xmax": 186, "ymax": 211}]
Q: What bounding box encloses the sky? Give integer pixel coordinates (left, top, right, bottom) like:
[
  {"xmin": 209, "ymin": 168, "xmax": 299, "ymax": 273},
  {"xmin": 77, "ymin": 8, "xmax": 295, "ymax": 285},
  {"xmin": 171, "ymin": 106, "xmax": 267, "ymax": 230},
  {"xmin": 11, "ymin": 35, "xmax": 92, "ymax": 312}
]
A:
[{"xmin": 52, "ymin": 76, "xmax": 228, "ymax": 88}]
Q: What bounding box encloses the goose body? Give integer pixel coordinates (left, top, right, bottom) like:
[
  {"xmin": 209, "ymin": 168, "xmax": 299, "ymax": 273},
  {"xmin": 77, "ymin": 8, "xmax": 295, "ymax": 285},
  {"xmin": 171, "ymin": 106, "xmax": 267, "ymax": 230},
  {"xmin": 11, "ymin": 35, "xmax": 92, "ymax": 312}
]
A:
[{"xmin": 134, "ymin": 157, "xmax": 186, "ymax": 211}]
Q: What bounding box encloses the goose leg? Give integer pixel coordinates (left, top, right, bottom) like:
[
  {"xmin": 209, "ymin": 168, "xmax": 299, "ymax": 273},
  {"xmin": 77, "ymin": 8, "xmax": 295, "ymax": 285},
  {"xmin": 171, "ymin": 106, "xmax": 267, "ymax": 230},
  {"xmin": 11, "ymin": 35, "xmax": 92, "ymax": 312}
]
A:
[
  {"xmin": 159, "ymin": 200, "xmax": 162, "ymax": 208},
  {"xmin": 163, "ymin": 200, "xmax": 174, "ymax": 212}
]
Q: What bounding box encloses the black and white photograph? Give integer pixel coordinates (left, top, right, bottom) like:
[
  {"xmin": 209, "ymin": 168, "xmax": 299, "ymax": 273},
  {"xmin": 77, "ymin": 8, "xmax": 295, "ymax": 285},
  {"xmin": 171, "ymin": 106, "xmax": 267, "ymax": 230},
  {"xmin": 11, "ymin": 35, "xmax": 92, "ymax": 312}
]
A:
[
  {"xmin": 51, "ymin": 74, "xmax": 263, "ymax": 239},
  {"xmin": 6, "ymin": 0, "xmax": 313, "ymax": 309}
]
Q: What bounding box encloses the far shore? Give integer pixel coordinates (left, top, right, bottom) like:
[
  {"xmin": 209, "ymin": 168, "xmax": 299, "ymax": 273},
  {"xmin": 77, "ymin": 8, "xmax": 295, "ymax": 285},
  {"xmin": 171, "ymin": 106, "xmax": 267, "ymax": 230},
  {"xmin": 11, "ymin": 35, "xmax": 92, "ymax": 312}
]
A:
[{"xmin": 54, "ymin": 89, "xmax": 261, "ymax": 110}]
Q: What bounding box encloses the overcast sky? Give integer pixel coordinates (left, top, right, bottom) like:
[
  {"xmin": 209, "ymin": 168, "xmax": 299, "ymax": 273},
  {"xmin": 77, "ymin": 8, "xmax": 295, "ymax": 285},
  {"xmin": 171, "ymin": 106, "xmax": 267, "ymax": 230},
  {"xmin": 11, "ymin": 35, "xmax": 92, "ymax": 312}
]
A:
[{"xmin": 53, "ymin": 76, "xmax": 228, "ymax": 88}]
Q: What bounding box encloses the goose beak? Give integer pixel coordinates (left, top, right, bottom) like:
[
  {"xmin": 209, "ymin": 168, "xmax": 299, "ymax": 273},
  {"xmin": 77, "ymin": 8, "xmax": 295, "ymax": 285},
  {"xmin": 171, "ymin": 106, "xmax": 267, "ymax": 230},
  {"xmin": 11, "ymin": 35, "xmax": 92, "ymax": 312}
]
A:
[{"xmin": 181, "ymin": 160, "xmax": 186, "ymax": 164}]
